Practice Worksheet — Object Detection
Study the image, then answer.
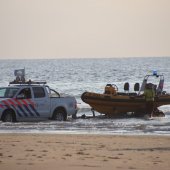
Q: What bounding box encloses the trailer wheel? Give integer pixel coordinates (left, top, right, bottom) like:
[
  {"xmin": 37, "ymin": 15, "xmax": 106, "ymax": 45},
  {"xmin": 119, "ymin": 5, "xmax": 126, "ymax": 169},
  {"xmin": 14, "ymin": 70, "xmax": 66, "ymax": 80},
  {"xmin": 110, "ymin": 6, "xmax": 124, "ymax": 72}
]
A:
[
  {"xmin": 2, "ymin": 110, "xmax": 16, "ymax": 122},
  {"xmin": 72, "ymin": 113, "xmax": 77, "ymax": 119},
  {"xmin": 53, "ymin": 109, "xmax": 67, "ymax": 121}
]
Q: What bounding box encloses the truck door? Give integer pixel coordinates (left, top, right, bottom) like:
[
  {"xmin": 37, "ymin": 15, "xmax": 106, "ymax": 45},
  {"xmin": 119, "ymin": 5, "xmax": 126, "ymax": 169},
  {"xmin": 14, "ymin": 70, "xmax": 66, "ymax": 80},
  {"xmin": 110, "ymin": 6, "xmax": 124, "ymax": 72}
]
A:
[
  {"xmin": 16, "ymin": 87, "xmax": 35, "ymax": 118},
  {"xmin": 32, "ymin": 86, "xmax": 50, "ymax": 118}
]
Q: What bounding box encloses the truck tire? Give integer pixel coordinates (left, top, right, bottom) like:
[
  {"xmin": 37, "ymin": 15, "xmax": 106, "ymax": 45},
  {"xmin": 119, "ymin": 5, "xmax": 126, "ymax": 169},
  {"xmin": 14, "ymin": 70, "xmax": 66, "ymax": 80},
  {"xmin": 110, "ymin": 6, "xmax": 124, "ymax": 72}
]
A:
[
  {"xmin": 53, "ymin": 109, "xmax": 67, "ymax": 121},
  {"xmin": 2, "ymin": 110, "xmax": 16, "ymax": 122}
]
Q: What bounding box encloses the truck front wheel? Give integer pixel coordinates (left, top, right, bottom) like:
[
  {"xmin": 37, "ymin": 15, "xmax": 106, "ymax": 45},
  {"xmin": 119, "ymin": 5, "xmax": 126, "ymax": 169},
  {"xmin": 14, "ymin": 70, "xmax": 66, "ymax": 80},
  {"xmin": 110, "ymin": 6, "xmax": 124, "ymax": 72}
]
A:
[
  {"xmin": 53, "ymin": 109, "xmax": 67, "ymax": 121},
  {"xmin": 2, "ymin": 110, "xmax": 16, "ymax": 122}
]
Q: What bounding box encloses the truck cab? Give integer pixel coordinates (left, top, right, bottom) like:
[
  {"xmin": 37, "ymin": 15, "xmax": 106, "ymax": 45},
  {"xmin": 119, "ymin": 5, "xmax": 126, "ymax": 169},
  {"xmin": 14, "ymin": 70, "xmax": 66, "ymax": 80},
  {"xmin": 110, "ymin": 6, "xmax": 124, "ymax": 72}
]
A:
[{"xmin": 0, "ymin": 81, "xmax": 77, "ymax": 122}]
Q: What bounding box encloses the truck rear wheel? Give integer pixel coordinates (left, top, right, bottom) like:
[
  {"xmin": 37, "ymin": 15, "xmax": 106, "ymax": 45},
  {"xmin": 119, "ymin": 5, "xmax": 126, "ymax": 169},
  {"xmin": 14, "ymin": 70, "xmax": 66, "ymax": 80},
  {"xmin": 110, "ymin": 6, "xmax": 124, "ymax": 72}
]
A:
[{"xmin": 53, "ymin": 109, "xmax": 67, "ymax": 121}]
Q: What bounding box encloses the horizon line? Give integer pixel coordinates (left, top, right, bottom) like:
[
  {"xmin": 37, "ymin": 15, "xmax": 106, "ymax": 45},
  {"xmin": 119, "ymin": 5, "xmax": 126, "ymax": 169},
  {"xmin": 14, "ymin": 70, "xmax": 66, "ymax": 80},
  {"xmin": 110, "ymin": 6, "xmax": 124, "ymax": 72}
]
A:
[{"xmin": 0, "ymin": 56, "xmax": 170, "ymax": 60}]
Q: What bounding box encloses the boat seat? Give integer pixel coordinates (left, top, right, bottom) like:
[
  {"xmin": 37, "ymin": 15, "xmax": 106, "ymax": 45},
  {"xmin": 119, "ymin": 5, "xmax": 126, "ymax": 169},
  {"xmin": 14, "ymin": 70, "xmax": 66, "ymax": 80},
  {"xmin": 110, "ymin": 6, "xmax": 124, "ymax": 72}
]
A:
[
  {"xmin": 124, "ymin": 82, "xmax": 129, "ymax": 92},
  {"xmin": 129, "ymin": 92, "xmax": 137, "ymax": 96},
  {"xmin": 117, "ymin": 92, "xmax": 128, "ymax": 96},
  {"xmin": 117, "ymin": 92, "xmax": 137, "ymax": 96},
  {"xmin": 134, "ymin": 83, "xmax": 140, "ymax": 92}
]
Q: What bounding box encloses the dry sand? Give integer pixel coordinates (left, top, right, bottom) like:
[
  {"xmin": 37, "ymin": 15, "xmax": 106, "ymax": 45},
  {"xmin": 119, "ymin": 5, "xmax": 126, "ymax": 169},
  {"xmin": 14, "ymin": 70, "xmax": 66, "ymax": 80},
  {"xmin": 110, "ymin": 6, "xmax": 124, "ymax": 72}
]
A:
[{"xmin": 0, "ymin": 134, "xmax": 170, "ymax": 170}]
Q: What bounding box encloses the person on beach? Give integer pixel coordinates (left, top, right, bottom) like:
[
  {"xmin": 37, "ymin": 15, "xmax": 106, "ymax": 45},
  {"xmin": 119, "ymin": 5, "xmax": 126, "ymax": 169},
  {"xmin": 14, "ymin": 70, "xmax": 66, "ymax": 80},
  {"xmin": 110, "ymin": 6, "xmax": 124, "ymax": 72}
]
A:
[{"xmin": 144, "ymin": 83, "xmax": 155, "ymax": 117}]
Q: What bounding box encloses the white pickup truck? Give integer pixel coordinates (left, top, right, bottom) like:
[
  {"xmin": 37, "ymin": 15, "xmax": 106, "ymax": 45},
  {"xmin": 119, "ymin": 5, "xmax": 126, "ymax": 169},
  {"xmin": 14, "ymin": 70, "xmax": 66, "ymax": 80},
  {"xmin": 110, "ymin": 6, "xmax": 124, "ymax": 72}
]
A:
[{"xmin": 0, "ymin": 81, "xmax": 77, "ymax": 122}]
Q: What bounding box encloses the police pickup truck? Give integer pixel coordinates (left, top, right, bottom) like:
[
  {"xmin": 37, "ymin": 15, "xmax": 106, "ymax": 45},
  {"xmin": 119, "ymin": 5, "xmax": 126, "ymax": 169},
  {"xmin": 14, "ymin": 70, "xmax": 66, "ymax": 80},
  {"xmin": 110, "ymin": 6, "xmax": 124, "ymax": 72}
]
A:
[{"xmin": 0, "ymin": 80, "xmax": 77, "ymax": 122}]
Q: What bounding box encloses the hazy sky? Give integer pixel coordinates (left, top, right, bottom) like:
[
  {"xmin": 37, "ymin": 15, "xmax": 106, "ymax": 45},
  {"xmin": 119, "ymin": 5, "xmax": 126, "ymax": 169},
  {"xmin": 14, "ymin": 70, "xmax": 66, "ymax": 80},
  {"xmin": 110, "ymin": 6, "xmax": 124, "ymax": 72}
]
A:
[{"xmin": 0, "ymin": 0, "xmax": 170, "ymax": 59}]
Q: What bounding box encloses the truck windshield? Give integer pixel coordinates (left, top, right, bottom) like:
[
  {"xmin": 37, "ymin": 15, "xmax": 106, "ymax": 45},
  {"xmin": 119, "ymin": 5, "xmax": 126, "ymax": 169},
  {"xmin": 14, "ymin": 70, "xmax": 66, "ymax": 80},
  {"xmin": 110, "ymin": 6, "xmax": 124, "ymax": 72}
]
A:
[{"xmin": 0, "ymin": 88, "xmax": 19, "ymax": 98}]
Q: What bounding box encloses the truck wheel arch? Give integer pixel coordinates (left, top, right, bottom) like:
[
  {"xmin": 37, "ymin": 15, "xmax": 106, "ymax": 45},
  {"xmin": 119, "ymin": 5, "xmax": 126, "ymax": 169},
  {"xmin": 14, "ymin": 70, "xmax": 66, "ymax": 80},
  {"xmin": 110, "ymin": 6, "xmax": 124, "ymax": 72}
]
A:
[
  {"xmin": 1, "ymin": 109, "xmax": 16, "ymax": 122},
  {"xmin": 52, "ymin": 107, "xmax": 67, "ymax": 121}
]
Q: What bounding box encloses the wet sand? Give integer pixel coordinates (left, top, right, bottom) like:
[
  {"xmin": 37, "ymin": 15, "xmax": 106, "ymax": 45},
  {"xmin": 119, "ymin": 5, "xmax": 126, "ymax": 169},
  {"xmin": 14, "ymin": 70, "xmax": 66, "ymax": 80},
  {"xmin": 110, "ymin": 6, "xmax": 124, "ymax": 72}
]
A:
[{"xmin": 0, "ymin": 134, "xmax": 170, "ymax": 170}]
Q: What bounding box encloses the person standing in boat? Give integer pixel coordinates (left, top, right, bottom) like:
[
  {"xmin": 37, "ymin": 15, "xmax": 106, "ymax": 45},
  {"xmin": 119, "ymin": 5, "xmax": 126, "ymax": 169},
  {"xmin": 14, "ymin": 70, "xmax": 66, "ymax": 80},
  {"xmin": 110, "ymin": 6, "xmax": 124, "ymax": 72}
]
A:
[
  {"xmin": 104, "ymin": 84, "xmax": 117, "ymax": 95},
  {"xmin": 144, "ymin": 83, "xmax": 156, "ymax": 117}
]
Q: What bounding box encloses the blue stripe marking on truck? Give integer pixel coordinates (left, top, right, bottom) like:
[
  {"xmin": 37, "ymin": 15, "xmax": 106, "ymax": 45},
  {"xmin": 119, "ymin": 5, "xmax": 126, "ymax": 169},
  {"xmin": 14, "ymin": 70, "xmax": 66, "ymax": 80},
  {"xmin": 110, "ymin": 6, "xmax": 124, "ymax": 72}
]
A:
[
  {"xmin": 16, "ymin": 110, "xmax": 23, "ymax": 117},
  {"xmin": 29, "ymin": 104, "xmax": 40, "ymax": 116},
  {"xmin": 17, "ymin": 105, "xmax": 28, "ymax": 117},
  {"xmin": 23, "ymin": 105, "xmax": 35, "ymax": 116},
  {"xmin": 10, "ymin": 105, "xmax": 22, "ymax": 117}
]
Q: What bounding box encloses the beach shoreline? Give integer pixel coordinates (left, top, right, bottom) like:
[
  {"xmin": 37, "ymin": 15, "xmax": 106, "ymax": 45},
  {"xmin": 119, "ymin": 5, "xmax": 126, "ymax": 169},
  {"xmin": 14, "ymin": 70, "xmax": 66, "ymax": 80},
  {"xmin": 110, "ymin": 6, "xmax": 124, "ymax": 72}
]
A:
[{"xmin": 0, "ymin": 133, "xmax": 170, "ymax": 170}]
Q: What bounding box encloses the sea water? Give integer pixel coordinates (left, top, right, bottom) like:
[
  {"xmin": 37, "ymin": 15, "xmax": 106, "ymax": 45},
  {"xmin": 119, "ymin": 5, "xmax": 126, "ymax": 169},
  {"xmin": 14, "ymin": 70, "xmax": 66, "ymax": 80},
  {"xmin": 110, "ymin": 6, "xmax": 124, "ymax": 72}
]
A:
[{"xmin": 0, "ymin": 57, "xmax": 170, "ymax": 135}]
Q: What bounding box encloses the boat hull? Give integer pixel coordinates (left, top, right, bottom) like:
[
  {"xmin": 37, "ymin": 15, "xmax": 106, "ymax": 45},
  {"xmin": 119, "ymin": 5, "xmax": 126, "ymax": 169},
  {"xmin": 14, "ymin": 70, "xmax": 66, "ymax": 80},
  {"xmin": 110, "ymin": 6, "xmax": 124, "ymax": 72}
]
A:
[{"xmin": 81, "ymin": 92, "xmax": 170, "ymax": 117}]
